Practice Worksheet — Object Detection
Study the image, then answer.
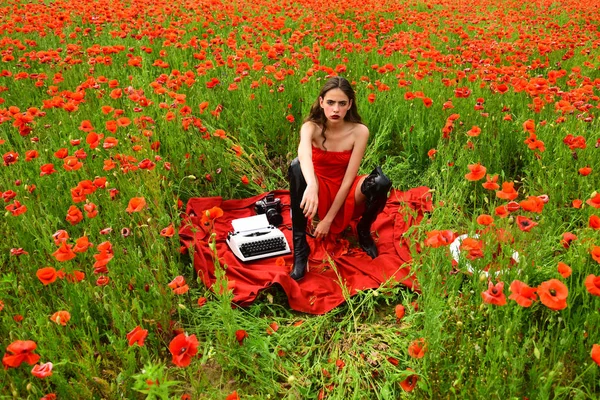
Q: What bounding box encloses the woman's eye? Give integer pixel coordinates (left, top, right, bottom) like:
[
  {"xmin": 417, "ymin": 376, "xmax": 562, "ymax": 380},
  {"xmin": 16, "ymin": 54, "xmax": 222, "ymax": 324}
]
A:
[
  {"xmin": 339, "ymin": 102, "xmax": 347, "ymax": 106},
  {"xmin": 327, "ymin": 101, "xmax": 334, "ymax": 105}
]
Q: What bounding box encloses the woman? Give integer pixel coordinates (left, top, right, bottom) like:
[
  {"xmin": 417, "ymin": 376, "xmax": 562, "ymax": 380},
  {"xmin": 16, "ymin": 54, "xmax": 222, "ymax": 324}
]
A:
[{"xmin": 288, "ymin": 76, "xmax": 392, "ymax": 280}]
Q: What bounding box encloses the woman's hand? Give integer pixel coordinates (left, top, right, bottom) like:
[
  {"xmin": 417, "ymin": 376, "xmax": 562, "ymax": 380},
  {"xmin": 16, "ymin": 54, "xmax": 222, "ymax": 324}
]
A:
[
  {"xmin": 300, "ymin": 183, "xmax": 319, "ymax": 219},
  {"xmin": 314, "ymin": 219, "xmax": 332, "ymax": 239}
]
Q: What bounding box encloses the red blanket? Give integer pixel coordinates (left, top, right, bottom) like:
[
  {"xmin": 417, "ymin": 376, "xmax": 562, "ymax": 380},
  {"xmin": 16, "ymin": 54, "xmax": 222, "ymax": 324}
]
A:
[{"xmin": 179, "ymin": 187, "xmax": 432, "ymax": 314}]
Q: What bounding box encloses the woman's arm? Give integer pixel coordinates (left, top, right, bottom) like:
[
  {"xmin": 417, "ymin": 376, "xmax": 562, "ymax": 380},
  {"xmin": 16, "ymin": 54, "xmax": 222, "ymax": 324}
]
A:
[
  {"xmin": 297, "ymin": 122, "xmax": 319, "ymax": 219},
  {"xmin": 314, "ymin": 125, "xmax": 369, "ymax": 238}
]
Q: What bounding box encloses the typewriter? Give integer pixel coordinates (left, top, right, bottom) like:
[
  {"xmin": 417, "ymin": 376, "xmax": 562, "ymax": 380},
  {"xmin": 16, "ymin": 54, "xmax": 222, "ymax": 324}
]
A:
[{"xmin": 226, "ymin": 214, "xmax": 290, "ymax": 262}]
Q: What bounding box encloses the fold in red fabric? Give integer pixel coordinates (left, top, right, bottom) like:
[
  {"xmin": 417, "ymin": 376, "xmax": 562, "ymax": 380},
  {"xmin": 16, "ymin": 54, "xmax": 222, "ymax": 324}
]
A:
[{"xmin": 179, "ymin": 187, "xmax": 433, "ymax": 314}]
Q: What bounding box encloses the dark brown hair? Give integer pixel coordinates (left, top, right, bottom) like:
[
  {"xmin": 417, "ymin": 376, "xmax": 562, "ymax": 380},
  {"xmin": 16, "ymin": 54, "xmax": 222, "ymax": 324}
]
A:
[{"xmin": 304, "ymin": 76, "xmax": 363, "ymax": 150}]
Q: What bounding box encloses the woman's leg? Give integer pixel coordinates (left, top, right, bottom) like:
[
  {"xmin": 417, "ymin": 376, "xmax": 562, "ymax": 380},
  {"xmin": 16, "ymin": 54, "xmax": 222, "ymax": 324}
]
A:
[
  {"xmin": 355, "ymin": 166, "xmax": 392, "ymax": 258},
  {"xmin": 288, "ymin": 158, "xmax": 311, "ymax": 280}
]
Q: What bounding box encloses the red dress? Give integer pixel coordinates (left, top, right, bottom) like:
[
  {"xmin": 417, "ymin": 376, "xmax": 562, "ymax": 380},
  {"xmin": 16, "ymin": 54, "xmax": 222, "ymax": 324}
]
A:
[{"xmin": 312, "ymin": 146, "xmax": 365, "ymax": 235}]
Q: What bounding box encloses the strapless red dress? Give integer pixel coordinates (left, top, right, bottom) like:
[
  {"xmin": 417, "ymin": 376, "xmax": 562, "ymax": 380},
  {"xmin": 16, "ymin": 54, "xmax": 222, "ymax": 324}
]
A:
[{"xmin": 312, "ymin": 146, "xmax": 365, "ymax": 235}]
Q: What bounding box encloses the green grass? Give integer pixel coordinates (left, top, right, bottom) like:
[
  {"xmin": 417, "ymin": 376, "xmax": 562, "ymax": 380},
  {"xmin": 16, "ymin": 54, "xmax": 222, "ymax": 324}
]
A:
[{"xmin": 1, "ymin": 0, "xmax": 600, "ymax": 398}]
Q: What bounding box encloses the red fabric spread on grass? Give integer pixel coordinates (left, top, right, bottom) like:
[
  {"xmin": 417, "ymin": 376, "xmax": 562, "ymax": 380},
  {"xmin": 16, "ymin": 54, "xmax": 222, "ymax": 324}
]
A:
[
  {"xmin": 179, "ymin": 187, "xmax": 432, "ymax": 314},
  {"xmin": 312, "ymin": 146, "xmax": 365, "ymax": 234}
]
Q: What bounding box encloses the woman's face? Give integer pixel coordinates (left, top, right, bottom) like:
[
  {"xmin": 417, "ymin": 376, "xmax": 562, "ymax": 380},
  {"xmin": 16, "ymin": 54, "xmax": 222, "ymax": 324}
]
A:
[{"xmin": 319, "ymin": 88, "xmax": 352, "ymax": 123}]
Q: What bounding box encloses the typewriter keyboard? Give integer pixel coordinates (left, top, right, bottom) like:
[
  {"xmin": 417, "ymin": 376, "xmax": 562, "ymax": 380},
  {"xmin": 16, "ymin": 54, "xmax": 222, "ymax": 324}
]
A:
[{"xmin": 240, "ymin": 237, "xmax": 287, "ymax": 258}]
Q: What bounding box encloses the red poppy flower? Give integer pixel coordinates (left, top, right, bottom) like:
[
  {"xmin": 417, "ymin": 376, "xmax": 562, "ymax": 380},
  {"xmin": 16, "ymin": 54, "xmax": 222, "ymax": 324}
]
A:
[
  {"xmin": 103, "ymin": 137, "xmax": 119, "ymax": 149},
  {"xmin": 460, "ymin": 237, "xmax": 484, "ymax": 260},
  {"xmin": 54, "ymin": 148, "xmax": 68, "ymax": 159},
  {"xmin": 427, "ymin": 148, "xmax": 437, "ymax": 159},
  {"xmin": 424, "ymin": 230, "xmax": 455, "ymax": 248},
  {"xmin": 266, "ymin": 322, "xmax": 279, "ymax": 335},
  {"xmin": 557, "ymin": 262, "xmax": 572, "ymax": 278},
  {"xmin": 71, "ymin": 236, "xmax": 92, "ymax": 254},
  {"xmin": 2, "ymin": 190, "xmax": 16, "ymax": 202},
  {"xmin": 52, "ymin": 242, "xmax": 76, "ymax": 262},
  {"xmin": 589, "ymin": 215, "xmax": 600, "ymax": 230},
  {"xmin": 476, "ymin": 214, "xmax": 494, "ymax": 226},
  {"xmin": 63, "ymin": 156, "xmax": 82, "ymax": 171},
  {"xmin": 168, "ymin": 276, "xmax": 189, "ymax": 295},
  {"xmin": 50, "ymin": 310, "xmax": 70, "ymax": 326},
  {"xmin": 467, "ymin": 126, "xmax": 481, "ymax": 137},
  {"xmin": 235, "ymin": 329, "xmax": 249, "ymax": 345},
  {"xmin": 506, "ymin": 201, "xmax": 521, "ymax": 212},
  {"xmin": 200, "ymin": 206, "xmax": 224, "ymax": 231},
  {"xmin": 40, "ymin": 163, "xmax": 57, "ymax": 176},
  {"xmin": 31, "ymin": 362, "xmax": 53, "ymax": 378},
  {"xmin": 6, "ymin": 200, "xmax": 27, "ymax": 216},
  {"xmin": 495, "ymin": 205, "xmax": 509, "ymax": 218},
  {"xmin": 496, "ymin": 182, "xmax": 518, "ymax": 200},
  {"xmin": 585, "ymin": 275, "xmax": 600, "ymax": 296},
  {"xmin": 169, "ymin": 333, "xmax": 198, "ymax": 367},
  {"xmin": 508, "ymin": 280, "xmax": 537, "ymax": 307},
  {"xmin": 516, "ymin": 216, "xmax": 538, "ymax": 232},
  {"xmin": 36, "ymin": 267, "xmax": 60, "ymax": 285},
  {"xmin": 407, "ymin": 338, "xmax": 426, "ymax": 359},
  {"xmin": 126, "ymin": 326, "xmax": 148, "ymax": 346},
  {"xmin": 25, "ymin": 150, "xmax": 39, "ymax": 161},
  {"xmin": 78, "ymin": 120, "xmax": 94, "ymax": 132},
  {"xmin": 65, "ymin": 270, "xmax": 85, "ymax": 283},
  {"xmin": 126, "ymin": 197, "xmax": 146, "ymax": 213},
  {"xmin": 537, "ymin": 279, "xmax": 568, "ymax": 311},
  {"xmin": 592, "ymin": 344, "xmax": 600, "ymax": 367},
  {"xmin": 160, "ymin": 224, "xmax": 175, "ymax": 237},
  {"xmin": 225, "ymin": 391, "xmax": 240, "ymax": 400},
  {"xmin": 197, "ymin": 297, "xmax": 207, "ymax": 307},
  {"xmin": 395, "ymin": 304, "xmax": 405, "ymax": 320},
  {"xmin": 572, "ymin": 199, "xmax": 582, "ymax": 208},
  {"xmin": 400, "ymin": 369, "xmax": 418, "ymax": 392},
  {"xmin": 481, "ymin": 281, "xmax": 506, "ymax": 306},
  {"xmin": 561, "ymin": 232, "xmax": 577, "ymax": 248},
  {"xmin": 482, "ymin": 174, "xmax": 499, "ymax": 190},
  {"xmin": 2, "ymin": 340, "xmax": 40, "ymax": 369},
  {"xmin": 3, "ymin": 151, "xmax": 19, "ymax": 166},
  {"xmin": 464, "ymin": 163, "xmax": 486, "ymax": 181},
  {"xmin": 523, "ymin": 119, "xmax": 535, "ymax": 134},
  {"xmin": 578, "ymin": 166, "xmax": 592, "ymax": 176},
  {"xmin": 65, "ymin": 205, "xmax": 83, "ymax": 225},
  {"xmin": 519, "ymin": 196, "xmax": 545, "ymax": 213},
  {"xmin": 96, "ymin": 276, "xmax": 110, "ymax": 286},
  {"xmin": 84, "ymin": 203, "xmax": 98, "ymax": 218},
  {"xmin": 86, "ymin": 132, "xmax": 102, "ymax": 149},
  {"xmin": 586, "ymin": 193, "xmax": 600, "ymax": 208},
  {"xmin": 591, "ymin": 246, "xmax": 600, "ymax": 264},
  {"xmin": 10, "ymin": 248, "xmax": 28, "ymax": 256}
]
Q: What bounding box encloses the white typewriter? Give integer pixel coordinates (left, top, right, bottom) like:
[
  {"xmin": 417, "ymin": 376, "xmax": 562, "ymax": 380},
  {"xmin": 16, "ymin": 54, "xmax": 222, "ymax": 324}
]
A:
[{"xmin": 226, "ymin": 214, "xmax": 290, "ymax": 262}]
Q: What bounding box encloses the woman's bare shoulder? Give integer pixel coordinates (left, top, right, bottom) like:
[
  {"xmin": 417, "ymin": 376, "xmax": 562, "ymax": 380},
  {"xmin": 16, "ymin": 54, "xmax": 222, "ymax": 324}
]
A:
[
  {"xmin": 300, "ymin": 121, "xmax": 321, "ymax": 139},
  {"xmin": 352, "ymin": 123, "xmax": 369, "ymax": 139}
]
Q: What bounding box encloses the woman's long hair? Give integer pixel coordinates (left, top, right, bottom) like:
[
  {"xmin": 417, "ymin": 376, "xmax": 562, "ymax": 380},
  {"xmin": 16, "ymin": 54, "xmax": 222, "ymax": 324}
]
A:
[{"xmin": 304, "ymin": 76, "xmax": 363, "ymax": 150}]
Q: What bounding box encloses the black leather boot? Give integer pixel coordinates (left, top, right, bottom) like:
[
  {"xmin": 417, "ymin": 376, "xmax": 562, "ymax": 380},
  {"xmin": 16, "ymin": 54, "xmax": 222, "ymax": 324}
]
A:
[
  {"xmin": 357, "ymin": 166, "xmax": 392, "ymax": 258},
  {"xmin": 288, "ymin": 158, "xmax": 310, "ymax": 280}
]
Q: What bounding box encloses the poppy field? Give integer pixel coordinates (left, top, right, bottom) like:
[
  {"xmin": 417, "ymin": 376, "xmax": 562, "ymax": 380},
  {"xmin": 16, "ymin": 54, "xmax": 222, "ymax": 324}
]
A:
[{"xmin": 2, "ymin": 0, "xmax": 600, "ymax": 398}]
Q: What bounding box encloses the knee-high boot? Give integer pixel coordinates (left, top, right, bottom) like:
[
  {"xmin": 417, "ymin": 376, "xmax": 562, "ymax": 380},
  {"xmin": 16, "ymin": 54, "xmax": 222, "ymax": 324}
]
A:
[
  {"xmin": 357, "ymin": 166, "xmax": 392, "ymax": 259},
  {"xmin": 288, "ymin": 158, "xmax": 310, "ymax": 280}
]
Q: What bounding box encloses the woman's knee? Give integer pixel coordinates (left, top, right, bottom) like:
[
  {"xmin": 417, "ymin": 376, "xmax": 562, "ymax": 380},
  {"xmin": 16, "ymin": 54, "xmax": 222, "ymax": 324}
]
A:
[
  {"xmin": 361, "ymin": 166, "xmax": 392, "ymax": 197},
  {"xmin": 288, "ymin": 158, "xmax": 301, "ymax": 178}
]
